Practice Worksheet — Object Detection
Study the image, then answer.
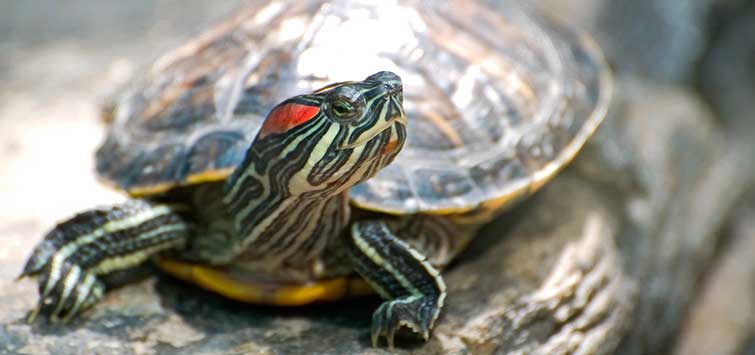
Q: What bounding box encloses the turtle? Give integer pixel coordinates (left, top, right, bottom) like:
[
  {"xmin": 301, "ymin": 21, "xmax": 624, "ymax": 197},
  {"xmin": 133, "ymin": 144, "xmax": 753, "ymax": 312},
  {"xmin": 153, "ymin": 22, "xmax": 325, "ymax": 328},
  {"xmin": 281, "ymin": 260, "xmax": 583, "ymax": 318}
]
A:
[{"xmin": 20, "ymin": 0, "xmax": 611, "ymax": 348}]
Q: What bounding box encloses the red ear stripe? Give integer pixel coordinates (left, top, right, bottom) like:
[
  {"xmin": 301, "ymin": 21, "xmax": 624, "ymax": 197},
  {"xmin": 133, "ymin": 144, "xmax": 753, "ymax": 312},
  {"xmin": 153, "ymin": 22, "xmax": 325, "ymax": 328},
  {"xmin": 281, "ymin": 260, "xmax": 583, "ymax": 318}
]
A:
[{"xmin": 258, "ymin": 103, "xmax": 320, "ymax": 138}]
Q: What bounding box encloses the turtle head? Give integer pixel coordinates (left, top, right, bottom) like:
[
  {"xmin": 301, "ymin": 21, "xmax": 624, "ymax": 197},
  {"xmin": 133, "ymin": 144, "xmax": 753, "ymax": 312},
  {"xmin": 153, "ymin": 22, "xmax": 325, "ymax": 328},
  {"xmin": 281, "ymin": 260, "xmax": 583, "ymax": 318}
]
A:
[
  {"xmin": 228, "ymin": 71, "xmax": 406, "ymax": 201},
  {"xmin": 312, "ymin": 71, "xmax": 406, "ymax": 151},
  {"xmin": 256, "ymin": 71, "xmax": 406, "ymax": 148}
]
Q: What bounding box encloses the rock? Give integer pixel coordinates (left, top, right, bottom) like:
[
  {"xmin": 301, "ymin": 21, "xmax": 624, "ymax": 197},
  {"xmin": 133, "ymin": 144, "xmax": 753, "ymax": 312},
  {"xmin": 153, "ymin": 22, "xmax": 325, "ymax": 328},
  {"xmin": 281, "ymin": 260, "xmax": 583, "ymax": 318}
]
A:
[
  {"xmin": 699, "ymin": 1, "xmax": 755, "ymax": 129},
  {"xmin": 0, "ymin": 74, "xmax": 729, "ymax": 354},
  {"xmin": 672, "ymin": 199, "xmax": 755, "ymax": 355},
  {"xmin": 1, "ymin": 2, "xmax": 750, "ymax": 355},
  {"xmin": 671, "ymin": 5, "xmax": 755, "ymax": 355},
  {"xmin": 518, "ymin": 0, "xmax": 722, "ymax": 83},
  {"xmin": 592, "ymin": 78, "xmax": 733, "ymax": 355}
]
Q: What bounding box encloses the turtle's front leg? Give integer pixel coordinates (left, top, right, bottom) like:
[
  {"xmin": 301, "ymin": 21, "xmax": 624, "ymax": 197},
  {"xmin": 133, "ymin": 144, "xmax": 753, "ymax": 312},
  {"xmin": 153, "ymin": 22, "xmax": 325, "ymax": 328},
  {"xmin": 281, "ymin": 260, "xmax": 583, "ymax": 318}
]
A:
[
  {"xmin": 20, "ymin": 200, "xmax": 189, "ymax": 323},
  {"xmin": 346, "ymin": 220, "xmax": 446, "ymax": 348}
]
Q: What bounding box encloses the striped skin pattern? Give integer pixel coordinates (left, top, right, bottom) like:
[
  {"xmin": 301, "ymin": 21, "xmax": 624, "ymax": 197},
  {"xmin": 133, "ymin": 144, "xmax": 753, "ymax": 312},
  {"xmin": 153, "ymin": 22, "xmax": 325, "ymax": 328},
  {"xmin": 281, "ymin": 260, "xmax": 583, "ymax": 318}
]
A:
[
  {"xmin": 21, "ymin": 72, "xmax": 407, "ymax": 325},
  {"xmin": 22, "ymin": 72, "xmax": 454, "ymax": 347},
  {"xmin": 20, "ymin": 200, "xmax": 188, "ymax": 323},
  {"xmin": 386, "ymin": 215, "xmax": 475, "ymax": 268},
  {"xmin": 347, "ymin": 221, "xmax": 447, "ymax": 348},
  {"xmin": 217, "ymin": 71, "xmax": 406, "ymax": 266}
]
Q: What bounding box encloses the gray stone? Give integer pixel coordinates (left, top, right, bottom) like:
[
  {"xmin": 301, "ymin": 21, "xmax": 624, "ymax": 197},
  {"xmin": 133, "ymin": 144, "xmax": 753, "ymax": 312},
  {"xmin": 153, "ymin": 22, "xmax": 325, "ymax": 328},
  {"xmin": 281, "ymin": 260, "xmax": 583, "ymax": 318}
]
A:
[
  {"xmin": 699, "ymin": 1, "xmax": 755, "ymax": 128},
  {"xmin": 672, "ymin": 198, "xmax": 755, "ymax": 355},
  {"xmin": 517, "ymin": 0, "xmax": 726, "ymax": 83}
]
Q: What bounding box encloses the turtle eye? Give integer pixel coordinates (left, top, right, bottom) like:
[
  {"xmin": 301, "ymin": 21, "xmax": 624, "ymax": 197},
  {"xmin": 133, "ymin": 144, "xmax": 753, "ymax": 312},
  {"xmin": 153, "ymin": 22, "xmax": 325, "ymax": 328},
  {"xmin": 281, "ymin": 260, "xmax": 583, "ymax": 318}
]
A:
[
  {"xmin": 332, "ymin": 100, "xmax": 353, "ymax": 117},
  {"xmin": 326, "ymin": 96, "xmax": 363, "ymax": 123}
]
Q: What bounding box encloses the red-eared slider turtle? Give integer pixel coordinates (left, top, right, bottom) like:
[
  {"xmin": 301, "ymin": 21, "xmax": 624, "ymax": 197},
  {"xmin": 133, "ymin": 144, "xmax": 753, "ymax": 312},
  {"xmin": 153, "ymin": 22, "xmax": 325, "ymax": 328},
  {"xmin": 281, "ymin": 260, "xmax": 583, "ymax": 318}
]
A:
[{"xmin": 21, "ymin": 0, "xmax": 611, "ymax": 348}]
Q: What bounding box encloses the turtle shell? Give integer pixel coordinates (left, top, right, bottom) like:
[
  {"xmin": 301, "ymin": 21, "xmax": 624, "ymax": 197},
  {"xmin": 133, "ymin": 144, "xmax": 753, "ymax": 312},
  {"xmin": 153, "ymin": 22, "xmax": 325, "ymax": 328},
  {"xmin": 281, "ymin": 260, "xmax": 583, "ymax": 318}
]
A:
[{"xmin": 97, "ymin": 0, "xmax": 611, "ymax": 214}]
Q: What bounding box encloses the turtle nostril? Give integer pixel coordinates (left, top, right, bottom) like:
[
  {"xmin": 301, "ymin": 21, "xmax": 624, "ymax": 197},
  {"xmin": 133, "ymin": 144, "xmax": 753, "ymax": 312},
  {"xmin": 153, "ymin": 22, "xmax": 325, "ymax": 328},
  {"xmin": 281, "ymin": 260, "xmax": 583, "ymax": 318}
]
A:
[
  {"xmin": 366, "ymin": 71, "xmax": 402, "ymax": 90},
  {"xmin": 390, "ymin": 87, "xmax": 403, "ymax": 104}
]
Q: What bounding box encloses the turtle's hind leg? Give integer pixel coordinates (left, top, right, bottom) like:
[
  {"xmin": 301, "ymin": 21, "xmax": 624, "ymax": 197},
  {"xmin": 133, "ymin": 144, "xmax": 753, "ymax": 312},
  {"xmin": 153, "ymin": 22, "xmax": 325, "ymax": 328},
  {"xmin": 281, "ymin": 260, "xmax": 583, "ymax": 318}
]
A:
[
  {"xmin": 346, "ymin": 221, "xmax": 447, "ymax": 348},
  {"xmin": 20, "ymin": 200, "xmax": 189, "ymax": 323}
]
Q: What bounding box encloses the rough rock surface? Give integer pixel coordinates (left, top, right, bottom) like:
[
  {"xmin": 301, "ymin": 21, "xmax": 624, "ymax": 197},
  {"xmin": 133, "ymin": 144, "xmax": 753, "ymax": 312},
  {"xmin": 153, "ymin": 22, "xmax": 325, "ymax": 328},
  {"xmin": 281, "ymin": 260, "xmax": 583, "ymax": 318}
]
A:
[
  {"xmin": 521, "ymin": 0, "xmax": 724, "ymax": 83},
  {"xmin": 1, "ymin": 1, "xmax": 753, "ymax": 355},
  {"xmin": 673, "ymin": 199, "xmax": 755, "ymax": 355},
  {"xmin": 671, "ymin": 3, "xmax": 755, "ymax": 355},
  {"xmin": 0, "ymin": 76, "xmax": 701, "ymax": 355}
]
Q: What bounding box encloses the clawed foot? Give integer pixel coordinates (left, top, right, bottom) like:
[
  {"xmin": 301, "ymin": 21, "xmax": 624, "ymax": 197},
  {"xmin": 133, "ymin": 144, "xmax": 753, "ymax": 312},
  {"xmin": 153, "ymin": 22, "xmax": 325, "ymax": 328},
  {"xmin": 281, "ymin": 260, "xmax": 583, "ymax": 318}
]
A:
[
  {"xmin": 347, "ymin": 220, "xmax": 447, "ymax": 348},
  {"xmin": 371, "ymin": 295, "xmax": 442, "ymax": 348},
  {"xmin": 19, "ymin": 201, "xmax": 189, "ymax": 324},
  {"xmin": 22, "ymin": 259, "xmax": 105, "ymax": 324}
]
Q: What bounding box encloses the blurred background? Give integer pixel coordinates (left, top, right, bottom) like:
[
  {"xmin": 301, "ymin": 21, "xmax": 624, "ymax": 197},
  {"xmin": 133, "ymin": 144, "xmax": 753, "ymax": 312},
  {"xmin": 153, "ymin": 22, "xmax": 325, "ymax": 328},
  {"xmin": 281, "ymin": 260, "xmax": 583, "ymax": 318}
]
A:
[{"xmin": 0, "ymin": 0, "xmax": 753, "ymax": 354}]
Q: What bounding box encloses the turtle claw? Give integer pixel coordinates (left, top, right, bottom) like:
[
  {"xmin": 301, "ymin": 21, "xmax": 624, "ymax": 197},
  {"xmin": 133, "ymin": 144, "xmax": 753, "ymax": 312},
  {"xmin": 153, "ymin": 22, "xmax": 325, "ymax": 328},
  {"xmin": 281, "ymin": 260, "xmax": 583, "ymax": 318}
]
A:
[
  {"xmin": 347, "ymin": 220, "xmax": 446, "ymax": 348},
  {"xmin": 26, "ymin": 260, "xmax": 105, "ymax": 324},
  {"xmin": 22, "ymin": 201, "xmax": 189, "ymax": 324},
  {"xmin": 370, "ymin": 295, "xmax": 440, "ymax": 348}
]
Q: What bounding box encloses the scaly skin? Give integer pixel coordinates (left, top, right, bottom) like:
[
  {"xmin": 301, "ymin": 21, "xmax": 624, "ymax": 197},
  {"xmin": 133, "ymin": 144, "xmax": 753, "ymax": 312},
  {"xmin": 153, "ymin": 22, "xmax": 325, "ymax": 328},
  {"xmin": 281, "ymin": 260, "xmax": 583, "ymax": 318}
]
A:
[{"xmin": 21, "ymin": 71, "xmax": 451, "ymax": 347}]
